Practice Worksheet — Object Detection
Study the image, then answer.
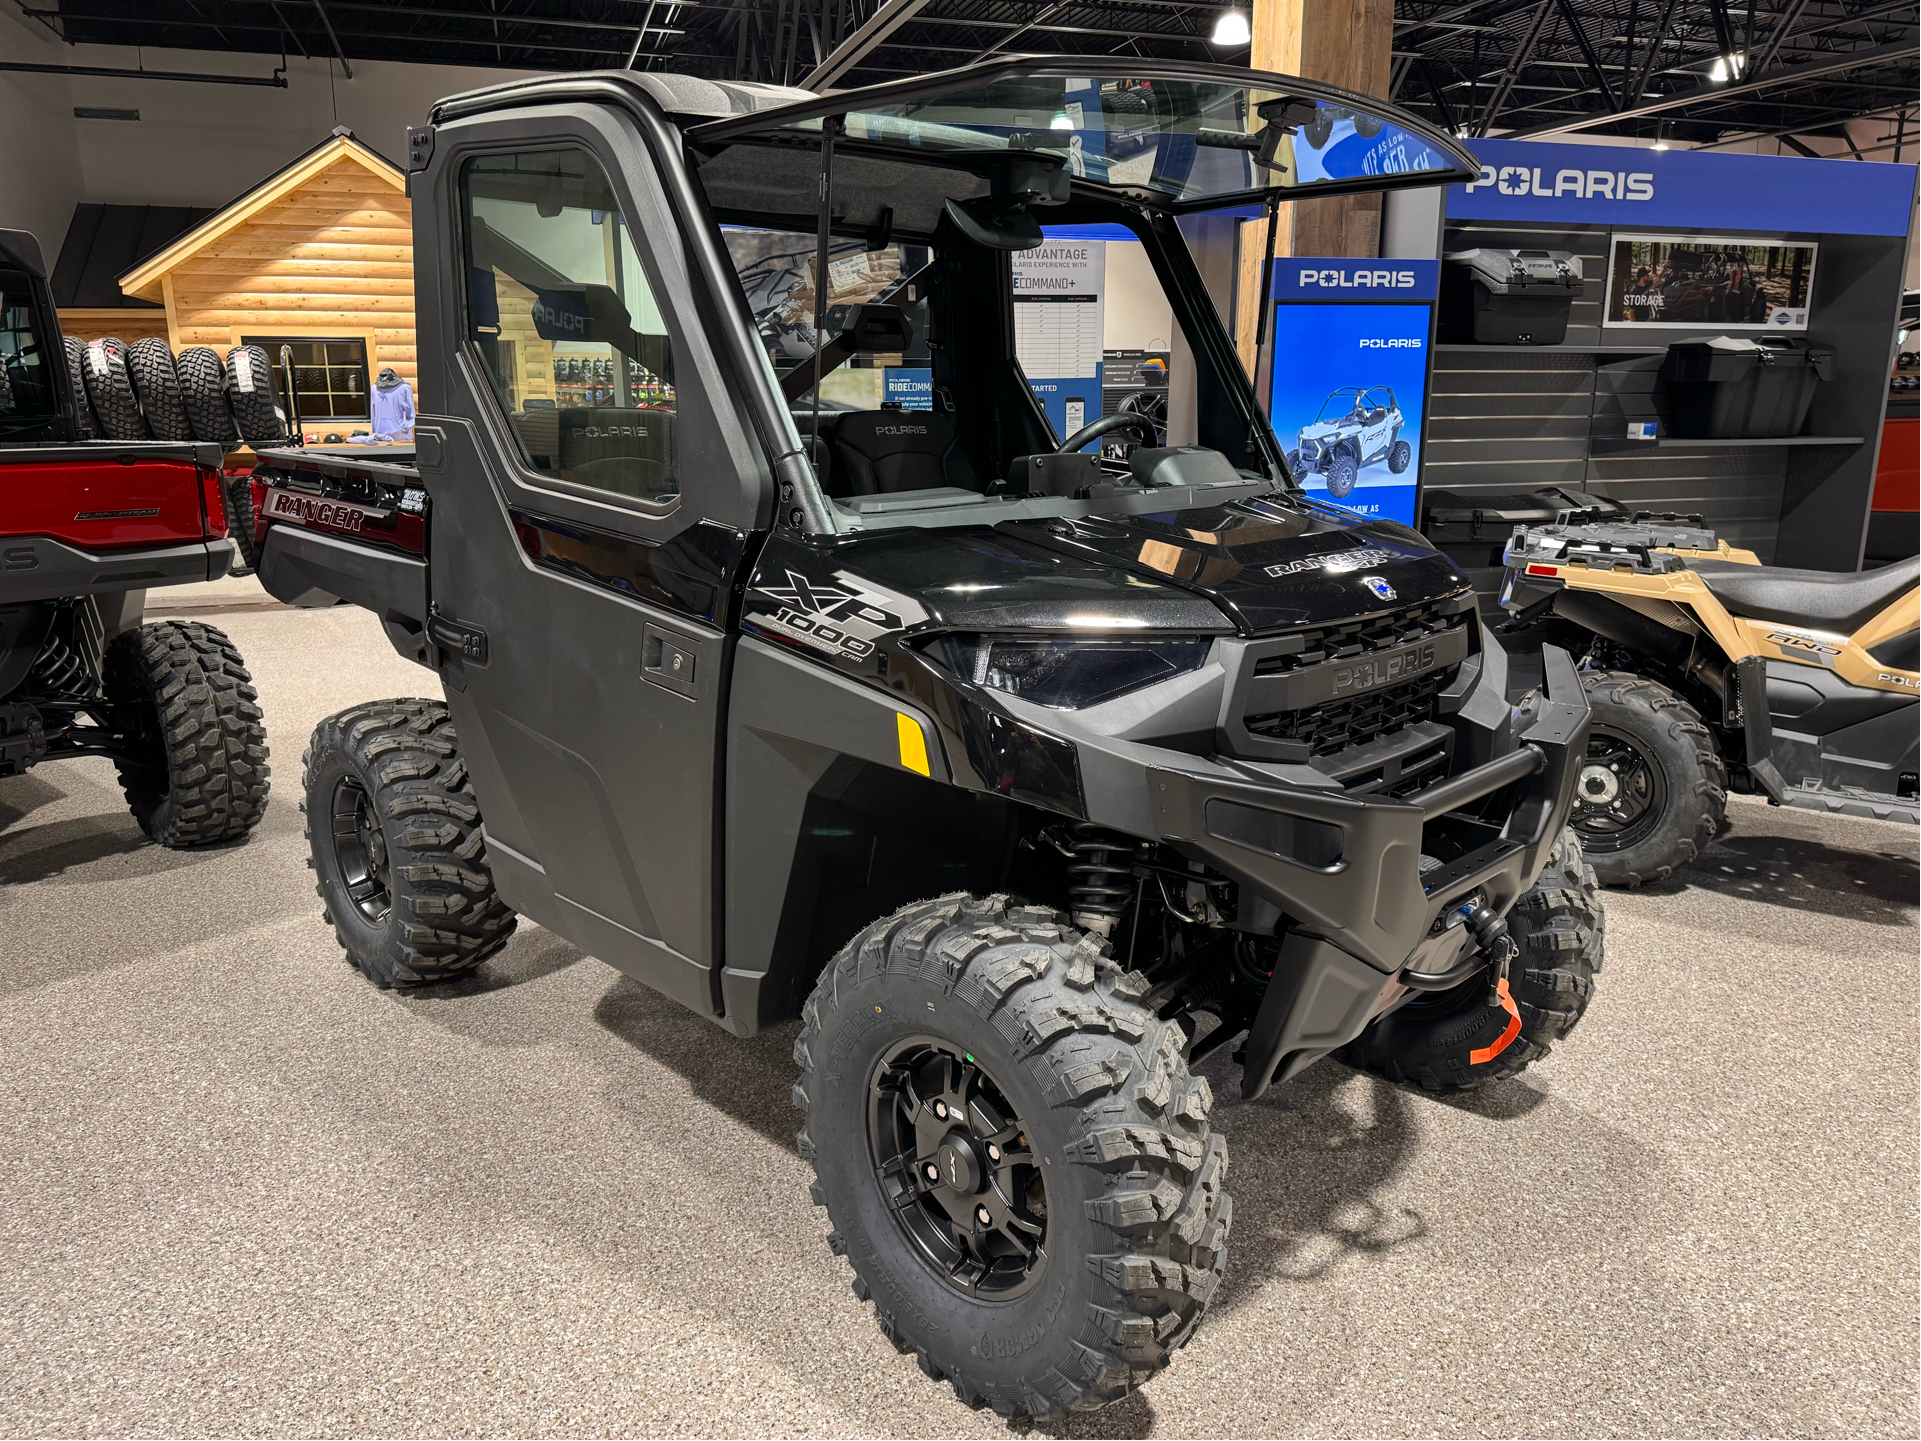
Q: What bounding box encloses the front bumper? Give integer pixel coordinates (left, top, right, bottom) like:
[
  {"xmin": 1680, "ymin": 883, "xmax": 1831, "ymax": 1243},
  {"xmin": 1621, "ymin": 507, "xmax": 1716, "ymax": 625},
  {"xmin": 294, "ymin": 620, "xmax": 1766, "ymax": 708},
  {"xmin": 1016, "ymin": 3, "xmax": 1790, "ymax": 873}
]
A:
[{"xmin": 1148, "ymin": 643, "xmax": 1588, "ymax": 1094}]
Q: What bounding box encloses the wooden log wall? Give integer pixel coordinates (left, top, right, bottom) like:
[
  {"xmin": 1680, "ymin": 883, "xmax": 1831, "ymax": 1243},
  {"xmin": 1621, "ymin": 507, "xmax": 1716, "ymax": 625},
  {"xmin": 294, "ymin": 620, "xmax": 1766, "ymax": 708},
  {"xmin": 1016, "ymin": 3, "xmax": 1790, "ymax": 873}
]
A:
[{"xmin": 152, "ymin": 159, "xmax": 416, "ymax": 387}]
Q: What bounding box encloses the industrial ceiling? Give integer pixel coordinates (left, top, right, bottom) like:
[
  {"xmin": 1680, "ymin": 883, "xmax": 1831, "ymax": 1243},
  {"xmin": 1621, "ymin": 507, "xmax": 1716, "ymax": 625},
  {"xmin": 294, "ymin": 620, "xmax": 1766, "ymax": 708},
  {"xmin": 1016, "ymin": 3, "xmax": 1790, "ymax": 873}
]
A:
[{"xmin": 10, "ymin": 0, "xmax": 1918, "ymax": 151}]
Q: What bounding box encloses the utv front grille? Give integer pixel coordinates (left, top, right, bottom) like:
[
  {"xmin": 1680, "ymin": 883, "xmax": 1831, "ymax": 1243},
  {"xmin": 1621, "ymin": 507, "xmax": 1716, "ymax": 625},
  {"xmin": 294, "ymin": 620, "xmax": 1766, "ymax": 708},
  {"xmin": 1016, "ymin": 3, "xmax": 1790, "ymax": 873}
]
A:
[
  {"xmin": 1219, "ymin": 591, "xmax": 1477, "ymax": 774},
  {"xmin": 1246, "ymin": 671, "xmax": 1449, "ymax": 758},
  {"xmin": 1252, "ymin": 599, "xmax": 1471, "ymax": 677}
]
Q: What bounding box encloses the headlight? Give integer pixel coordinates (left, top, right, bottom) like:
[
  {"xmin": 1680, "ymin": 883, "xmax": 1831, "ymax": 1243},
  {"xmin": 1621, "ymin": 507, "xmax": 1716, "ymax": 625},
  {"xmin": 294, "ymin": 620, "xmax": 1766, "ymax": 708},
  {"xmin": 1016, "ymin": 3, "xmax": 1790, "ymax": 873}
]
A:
[{"xmin": 931, "ymin": 635, "xmax": 1212, "ymax": 709}]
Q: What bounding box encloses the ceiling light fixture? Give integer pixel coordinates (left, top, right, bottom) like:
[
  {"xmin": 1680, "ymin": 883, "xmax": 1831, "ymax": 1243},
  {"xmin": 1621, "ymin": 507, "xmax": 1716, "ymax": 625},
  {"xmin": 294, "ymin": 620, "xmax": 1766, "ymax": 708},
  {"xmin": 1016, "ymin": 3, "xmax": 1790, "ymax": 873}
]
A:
[
  {"xmin": 1709, "ymin": 52, "xmax": 1745, "ymax": 81},
  {"xmin": 1650, "ymin": 122, "xmax": 1671, "ymax": 151},
  {"xmin": 1211, "ymin": 10, "xmax": 1252, "ymax": 46}
]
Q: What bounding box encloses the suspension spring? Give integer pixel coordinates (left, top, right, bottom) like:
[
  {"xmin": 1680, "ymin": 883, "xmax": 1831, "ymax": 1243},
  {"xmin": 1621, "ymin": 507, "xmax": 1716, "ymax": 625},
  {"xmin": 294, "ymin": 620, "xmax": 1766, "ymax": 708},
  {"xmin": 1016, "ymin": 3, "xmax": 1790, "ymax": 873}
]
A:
[
  {"xmin": 28, "ymin": 635, "xmax": 92, "ymax": 698},
  {"xmin": 1066, "ymin": 823, "xmax": 1138, "ymax": 937}
]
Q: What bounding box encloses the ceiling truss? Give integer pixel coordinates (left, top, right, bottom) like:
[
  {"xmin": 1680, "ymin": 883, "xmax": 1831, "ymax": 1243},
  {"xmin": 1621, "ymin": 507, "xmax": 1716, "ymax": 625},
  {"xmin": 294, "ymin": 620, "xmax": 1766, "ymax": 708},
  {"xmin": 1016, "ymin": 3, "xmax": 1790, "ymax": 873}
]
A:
[{"xmin": 17, "ymin": 0, "xmax": 1917, "ymax": 149}]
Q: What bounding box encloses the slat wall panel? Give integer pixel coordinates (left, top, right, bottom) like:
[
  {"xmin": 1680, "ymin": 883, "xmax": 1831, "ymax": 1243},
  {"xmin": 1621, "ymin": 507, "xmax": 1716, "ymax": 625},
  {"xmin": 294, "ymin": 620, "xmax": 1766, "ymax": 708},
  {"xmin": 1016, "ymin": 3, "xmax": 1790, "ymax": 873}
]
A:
[
  {"xmin": 1424, "ymin": 224, "xmax": 1790, "ymax": 571},
  {"xmin": 1426, "ymin": 350, "xmax": 1594, "ymax": 490}
]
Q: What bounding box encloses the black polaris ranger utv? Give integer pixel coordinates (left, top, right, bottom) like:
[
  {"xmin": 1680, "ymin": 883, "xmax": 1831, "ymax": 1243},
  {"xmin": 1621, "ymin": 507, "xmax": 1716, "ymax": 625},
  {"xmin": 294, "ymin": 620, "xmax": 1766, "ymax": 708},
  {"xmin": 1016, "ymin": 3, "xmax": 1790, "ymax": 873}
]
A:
[{"xmin": 253, "ymin": 60, "xmax": 1603, "ymax": 1421}]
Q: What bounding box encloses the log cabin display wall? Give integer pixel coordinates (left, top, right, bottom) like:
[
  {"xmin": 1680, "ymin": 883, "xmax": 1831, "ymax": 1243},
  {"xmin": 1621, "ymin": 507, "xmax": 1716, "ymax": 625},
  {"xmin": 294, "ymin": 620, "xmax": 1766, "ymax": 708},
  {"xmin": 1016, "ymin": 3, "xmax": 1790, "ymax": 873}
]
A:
[{"xmin": 116, "ymin": 128, "xmax": 414, "ymax": 429}]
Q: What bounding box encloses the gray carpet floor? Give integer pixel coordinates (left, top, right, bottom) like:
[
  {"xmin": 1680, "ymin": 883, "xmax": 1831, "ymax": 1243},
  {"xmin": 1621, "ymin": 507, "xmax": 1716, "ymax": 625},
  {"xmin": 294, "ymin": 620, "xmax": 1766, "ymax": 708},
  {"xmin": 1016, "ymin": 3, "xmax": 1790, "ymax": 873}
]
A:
[{"xmin": 2, "ymin": 590, "xmax": 1915, "ymax": 1438}]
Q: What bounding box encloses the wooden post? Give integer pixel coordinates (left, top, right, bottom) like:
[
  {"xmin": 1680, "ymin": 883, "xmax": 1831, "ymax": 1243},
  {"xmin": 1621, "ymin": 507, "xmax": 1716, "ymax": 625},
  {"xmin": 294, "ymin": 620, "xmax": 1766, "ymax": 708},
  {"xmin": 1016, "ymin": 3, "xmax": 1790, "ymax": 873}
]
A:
[{"xmin": 1234, "ymin": 0, "xmax": 1395, "ymax": 376}]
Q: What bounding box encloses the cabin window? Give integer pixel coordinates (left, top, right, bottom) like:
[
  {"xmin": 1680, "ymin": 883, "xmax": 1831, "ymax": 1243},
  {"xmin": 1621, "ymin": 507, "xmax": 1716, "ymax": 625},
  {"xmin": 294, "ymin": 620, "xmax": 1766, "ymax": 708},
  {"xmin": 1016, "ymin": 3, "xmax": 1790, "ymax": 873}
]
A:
[
  {"xmin": 0, "ymin": 267, "xmax": 59, "ymax": 437},
  {"xmin": 242, "ymin": 337, "xmax": 369, "ymax": 424},
  {"xmin": 459, "ymin": 147, "xmax": 678, "ymax": 507}
]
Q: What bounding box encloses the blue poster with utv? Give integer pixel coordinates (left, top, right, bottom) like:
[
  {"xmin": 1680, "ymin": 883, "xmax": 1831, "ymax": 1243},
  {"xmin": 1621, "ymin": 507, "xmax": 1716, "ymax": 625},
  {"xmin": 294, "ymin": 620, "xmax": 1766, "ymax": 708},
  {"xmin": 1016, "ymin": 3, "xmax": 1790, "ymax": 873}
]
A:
[{"xmin": 1269, "ymin": 302, "xmax": 1428, "ymax": 527}]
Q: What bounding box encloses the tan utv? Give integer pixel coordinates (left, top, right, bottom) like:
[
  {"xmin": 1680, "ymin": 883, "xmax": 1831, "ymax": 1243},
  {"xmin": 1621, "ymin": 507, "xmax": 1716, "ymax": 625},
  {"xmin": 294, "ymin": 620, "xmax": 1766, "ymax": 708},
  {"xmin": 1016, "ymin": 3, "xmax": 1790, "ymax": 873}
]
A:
[{"xmin": 1502, "ymin": 515, "xmax": 1918, "ymax": 886}]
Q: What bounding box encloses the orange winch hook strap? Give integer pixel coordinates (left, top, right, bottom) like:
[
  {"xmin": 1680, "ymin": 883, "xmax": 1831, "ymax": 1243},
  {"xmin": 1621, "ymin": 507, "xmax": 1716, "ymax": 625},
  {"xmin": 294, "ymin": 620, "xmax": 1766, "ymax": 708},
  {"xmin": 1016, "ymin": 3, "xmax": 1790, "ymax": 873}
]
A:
[{"xmin": 1469, "ymin": 977, "xmax": 1523, "ymax": 1065}]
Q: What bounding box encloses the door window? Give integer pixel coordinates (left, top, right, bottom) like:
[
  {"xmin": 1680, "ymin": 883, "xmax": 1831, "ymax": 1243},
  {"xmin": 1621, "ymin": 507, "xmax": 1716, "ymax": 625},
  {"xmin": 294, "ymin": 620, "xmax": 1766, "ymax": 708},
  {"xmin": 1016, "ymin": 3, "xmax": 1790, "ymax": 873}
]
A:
[
  {"xmin": 0, "ymin": 267, "xmax": 57, "ymax": 438},
  {"xmin": 461, "ymin": 148, "xmax": 678, "ymax": 506}
]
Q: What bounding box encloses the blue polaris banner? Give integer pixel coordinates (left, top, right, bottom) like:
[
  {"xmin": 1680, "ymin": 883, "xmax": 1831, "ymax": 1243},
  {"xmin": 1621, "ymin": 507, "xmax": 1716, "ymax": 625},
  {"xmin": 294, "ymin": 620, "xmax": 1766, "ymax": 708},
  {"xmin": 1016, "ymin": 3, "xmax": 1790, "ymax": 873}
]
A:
[
  {"xmin": 1272, "ymin": 260, "xmax": 1440, "ymax": 301},
  {"xmin": 1449, "ymin": 137, "xmax": 1916, "ymax": 237}
]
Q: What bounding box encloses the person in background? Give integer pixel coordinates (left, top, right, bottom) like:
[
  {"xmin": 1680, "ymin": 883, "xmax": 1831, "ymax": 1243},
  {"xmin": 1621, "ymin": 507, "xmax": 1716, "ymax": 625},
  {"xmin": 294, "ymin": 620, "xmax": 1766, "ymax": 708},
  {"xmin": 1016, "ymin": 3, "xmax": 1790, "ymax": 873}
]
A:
[{"xmin": 369, "ymin": 366, "xmax": 415, "ymax": 442}]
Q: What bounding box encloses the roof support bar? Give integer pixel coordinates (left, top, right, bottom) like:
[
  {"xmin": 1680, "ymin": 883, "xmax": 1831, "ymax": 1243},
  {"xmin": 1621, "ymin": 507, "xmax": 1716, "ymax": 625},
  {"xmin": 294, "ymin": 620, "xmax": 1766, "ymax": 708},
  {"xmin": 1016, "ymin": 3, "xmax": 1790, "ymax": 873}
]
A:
[
  {"xmin": 801, "ymin": 0, "xmax": 929, "ymax": 92},
  {"xmin": 0, "ymin": 60, "xmax": 288, "ymax": 87},
  {"xmin": 1552, "ymin": 0, "xmax": 1617, "ymax": 110},
  {"xmin": 1476, "ymin": 0, "xmax": 1554, "ymax": 136},
  {"xmin": 309, "ymin": 0, "xmax": 353, "ymax": 79},
  {"xmin": 1510, "ymin": 37, "xmax": 1921, "ymax": 136},
  {"xmin": 971, "ymin": 0, "xmax": 1069, "ymax": 64},
  {"xmin": 1751, "ymin": 0, "xmax": 1809, "ymax": 75},
  {"xmin": 1626, "ymin": 0, "xmax": 1680, "ymax": 109}
]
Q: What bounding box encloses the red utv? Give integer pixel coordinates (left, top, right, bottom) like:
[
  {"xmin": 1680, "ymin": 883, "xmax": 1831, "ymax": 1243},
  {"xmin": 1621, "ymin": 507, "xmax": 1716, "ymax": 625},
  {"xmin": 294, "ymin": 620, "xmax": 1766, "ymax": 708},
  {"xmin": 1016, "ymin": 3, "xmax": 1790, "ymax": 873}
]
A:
[{"xmin": 0, "ymin": 227, "xmax": 268, "ymax": 845}]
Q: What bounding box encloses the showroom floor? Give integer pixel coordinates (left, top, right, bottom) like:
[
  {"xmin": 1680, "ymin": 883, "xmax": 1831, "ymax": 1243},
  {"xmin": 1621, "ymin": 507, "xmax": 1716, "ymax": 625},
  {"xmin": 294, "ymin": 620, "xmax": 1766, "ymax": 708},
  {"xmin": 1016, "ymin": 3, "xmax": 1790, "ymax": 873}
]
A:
[{"xmin": 2, "ymin": 585, "xmax": 1916, "ymax": 1439}]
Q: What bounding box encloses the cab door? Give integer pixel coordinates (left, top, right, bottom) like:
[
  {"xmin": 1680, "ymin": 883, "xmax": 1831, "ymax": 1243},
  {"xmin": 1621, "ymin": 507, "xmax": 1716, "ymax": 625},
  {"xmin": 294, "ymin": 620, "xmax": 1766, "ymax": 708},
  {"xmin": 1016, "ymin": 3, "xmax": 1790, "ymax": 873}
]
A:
[{"xmin": 412, "ymin": 107, "xmax": 769, "ymax": 1018}]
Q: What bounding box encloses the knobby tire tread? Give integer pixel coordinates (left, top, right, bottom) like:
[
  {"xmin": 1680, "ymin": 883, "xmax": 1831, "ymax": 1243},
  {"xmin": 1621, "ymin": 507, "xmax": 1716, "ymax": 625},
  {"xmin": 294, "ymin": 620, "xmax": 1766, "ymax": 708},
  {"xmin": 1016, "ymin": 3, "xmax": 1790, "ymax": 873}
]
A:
[
  {"xmin": 1581, "ymin": 669, "xmax": 1727, "ymax": 888},
  {"xmin": 302, "ymin": 698, "xmax": 516, "ymax": 987},
  {"xmin": 793, "ymin": 894, "xmax": 1231, "ymax": 1421},
  {"xmin": 103, "ymin": 619, "xmax": 271, "ymax": 846}
]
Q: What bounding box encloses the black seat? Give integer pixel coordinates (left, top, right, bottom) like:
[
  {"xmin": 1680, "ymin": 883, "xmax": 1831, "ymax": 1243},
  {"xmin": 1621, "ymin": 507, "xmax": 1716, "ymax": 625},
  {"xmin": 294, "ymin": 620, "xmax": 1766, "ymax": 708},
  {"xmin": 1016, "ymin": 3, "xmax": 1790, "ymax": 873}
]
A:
[
  {"xmin": 1691, "ymin": 555, "xmax": 1920, "ymax": 634},
  {"xmin": 824, "ymin": 410, "xmax": 981, "ymax": 497}
]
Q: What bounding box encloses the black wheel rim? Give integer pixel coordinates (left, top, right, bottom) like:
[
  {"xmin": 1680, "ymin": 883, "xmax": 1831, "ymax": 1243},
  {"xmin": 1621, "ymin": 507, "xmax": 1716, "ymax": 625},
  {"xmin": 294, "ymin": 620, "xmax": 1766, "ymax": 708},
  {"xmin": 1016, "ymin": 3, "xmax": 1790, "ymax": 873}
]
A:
[
  {"xmin": 867, "ymin": 1038, "xmax": 1048, "ymax": 1301},
  {"xmin": 331, "ymin": 776, "xmax": 392, "ymax": 923},
  {"xmin": 1571, "ymin": 724, "xmax": 1667, "ymax": 852}
]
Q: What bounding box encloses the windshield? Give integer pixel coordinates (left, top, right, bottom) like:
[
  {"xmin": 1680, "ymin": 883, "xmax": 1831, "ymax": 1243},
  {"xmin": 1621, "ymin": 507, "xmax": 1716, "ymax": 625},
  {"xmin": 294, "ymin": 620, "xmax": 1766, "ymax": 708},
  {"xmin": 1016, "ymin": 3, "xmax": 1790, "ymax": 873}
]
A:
[
  {"xmin": 1315, "ymin": 390, "xmax": 1363, "ymax": 423},
  {"xmin": 694, "ymin": 61, "xmax": 1476, "ymax": 212},
  {"xmin": 717, "ymin": 218, "xmax": 1266, "ymax": 530}
]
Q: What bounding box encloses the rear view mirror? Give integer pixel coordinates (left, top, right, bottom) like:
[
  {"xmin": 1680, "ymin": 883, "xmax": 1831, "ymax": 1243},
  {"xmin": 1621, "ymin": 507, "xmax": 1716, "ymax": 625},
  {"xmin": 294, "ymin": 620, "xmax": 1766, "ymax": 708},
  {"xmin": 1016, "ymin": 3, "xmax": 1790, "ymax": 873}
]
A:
[{"xmin": 943, "ymin": 198, "xmax": 1043, "ymax": 252}]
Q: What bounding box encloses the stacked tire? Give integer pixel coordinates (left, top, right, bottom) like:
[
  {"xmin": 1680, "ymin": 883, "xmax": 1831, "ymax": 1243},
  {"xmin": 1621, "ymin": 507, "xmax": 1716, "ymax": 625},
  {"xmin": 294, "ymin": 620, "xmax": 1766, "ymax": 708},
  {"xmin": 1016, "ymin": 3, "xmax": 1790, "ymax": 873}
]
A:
[{"xmin": 67, "ymin": 337, "xmax": 286, "ymax": 450}]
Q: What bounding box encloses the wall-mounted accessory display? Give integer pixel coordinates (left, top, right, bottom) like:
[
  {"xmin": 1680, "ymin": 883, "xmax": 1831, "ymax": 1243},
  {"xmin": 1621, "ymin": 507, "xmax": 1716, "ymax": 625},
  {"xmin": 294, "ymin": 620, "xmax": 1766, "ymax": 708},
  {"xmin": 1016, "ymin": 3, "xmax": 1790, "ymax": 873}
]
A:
[
  {"xmin": 1661, "ymin": 336, "xmax": 1835, "ymax": 439},
  {"xmin": 1268, "ymin": 260, "xmax": 1436, "ymax": 526},
  {"xmin": 1606, "ymin": 236, "xmax": 1817, "ymax": 330},
  {"xmin": 1440, "ymin": 248, "xmax": 1582, "ymax": 344}
]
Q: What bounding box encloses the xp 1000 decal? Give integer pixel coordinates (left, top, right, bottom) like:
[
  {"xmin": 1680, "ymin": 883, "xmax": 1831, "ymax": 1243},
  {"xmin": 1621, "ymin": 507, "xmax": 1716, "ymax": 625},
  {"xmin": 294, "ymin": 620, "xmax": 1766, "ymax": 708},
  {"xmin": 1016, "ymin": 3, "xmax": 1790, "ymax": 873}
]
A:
[{"xmin": 745, "ymin": 564, "xmax": 927, "ymax": 663}]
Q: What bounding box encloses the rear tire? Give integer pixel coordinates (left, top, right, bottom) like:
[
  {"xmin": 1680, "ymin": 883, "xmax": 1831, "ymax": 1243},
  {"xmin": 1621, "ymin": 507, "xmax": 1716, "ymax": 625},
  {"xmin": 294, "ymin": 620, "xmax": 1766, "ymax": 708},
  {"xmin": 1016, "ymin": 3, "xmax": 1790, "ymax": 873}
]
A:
[
  {"xmin": 1324, "ymin": 450, "xmax": 1359, "ymax": 499},
  {"xmin": 301, "ymin": 699, "xmax": 517, "ymax": 987},
  {"xmin": 80, "ymin": 337, "xmax": 148, "ymax": 441},
  {"xmin": 1335, "ymin": 830, "xmax": 1604, "ymax": 1092},
  {"xmin": 1387, "ymin": 437, "xmax": 1412, "ymax": 473},
  {"xmin": 102, "ymin": 619, "xmax": 271, "ymax": 847},
  {"xmin": 62, "ymin": 335, "xmax": 98, "ymax": 439},
  {"xmin": 226, "ymin": 344, "xmax": 286, "ymax": 446},
  {"xmin": 126, "ymin": 337, "xmax": 192, "ymax": 441},
  {"xmin": 795, "ymin": 894, "xmax": 1230, "ymax": 1420},
  {"xmin": 222, "ymin": 472, "xmax": 260, "ymax": 572},
  {"xmin": 176, "ymin": 345, "xmax": 240, "ymax": 446},
  {"xmin": 1576, "ymin": 670, "xmax": 1727, "ymax": 887}
]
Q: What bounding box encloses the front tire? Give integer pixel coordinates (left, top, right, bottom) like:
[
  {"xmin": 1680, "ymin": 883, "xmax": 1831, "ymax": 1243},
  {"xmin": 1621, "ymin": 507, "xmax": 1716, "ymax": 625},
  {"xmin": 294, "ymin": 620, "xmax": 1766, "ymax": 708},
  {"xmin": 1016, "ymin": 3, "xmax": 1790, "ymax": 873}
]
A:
[
  {"xmin": 1324, "ymin": 450, "xmax": 1359, "ymax": 498},
  {"xmin": 1336, "ymin": 830, "xmax": 1604, "ymax": 1092},
  {"xmin": 302, "ymin": 699, "xmax": 516, "ymax": 987},
  {"xmin": 102, "ymin": 619, "xmax": 271, "ymax": 847},
  {"xmin": 1576, "ymin": 671, "xmax": 1727, "ymax": 887},
  {"xmin": 794, "ymin": 894, "xmax": 1230, "ymax": 1420}
]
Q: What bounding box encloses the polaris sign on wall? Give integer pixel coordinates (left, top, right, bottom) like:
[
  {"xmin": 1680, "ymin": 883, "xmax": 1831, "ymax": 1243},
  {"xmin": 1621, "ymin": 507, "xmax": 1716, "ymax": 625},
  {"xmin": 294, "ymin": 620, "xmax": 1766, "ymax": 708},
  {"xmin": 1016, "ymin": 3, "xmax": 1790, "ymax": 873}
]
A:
[
  {"xmin": 1448, "ymin": 137, "xmax": 1917, "ymax": 236},
  {"xmin": 1269, "ymin": 261, "xmax": 1437, "ymax": 526}
]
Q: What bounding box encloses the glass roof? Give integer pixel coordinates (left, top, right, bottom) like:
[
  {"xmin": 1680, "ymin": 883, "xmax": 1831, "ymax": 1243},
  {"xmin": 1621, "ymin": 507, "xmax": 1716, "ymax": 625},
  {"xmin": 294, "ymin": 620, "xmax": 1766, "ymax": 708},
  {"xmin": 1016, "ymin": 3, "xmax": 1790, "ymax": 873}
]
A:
[{"xmin": 692, "ymin": 61, "xmax": 1477, "ymax": 211}]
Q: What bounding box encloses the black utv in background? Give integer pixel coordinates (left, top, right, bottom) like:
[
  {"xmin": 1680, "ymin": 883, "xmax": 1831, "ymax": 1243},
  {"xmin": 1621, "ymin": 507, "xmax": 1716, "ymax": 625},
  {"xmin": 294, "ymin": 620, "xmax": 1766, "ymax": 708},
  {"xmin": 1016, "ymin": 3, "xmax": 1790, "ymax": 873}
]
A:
[{"xmin": 253, "ymin": 61, "xmax": 1603, "ymax": 1421}]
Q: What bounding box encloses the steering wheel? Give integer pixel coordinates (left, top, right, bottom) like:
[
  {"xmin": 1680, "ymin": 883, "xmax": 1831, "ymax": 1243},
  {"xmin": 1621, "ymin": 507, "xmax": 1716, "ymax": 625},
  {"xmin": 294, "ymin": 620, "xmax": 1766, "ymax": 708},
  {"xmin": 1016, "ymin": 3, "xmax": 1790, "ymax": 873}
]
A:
[{"xmin": 1056, "ymin": 410, "xmax": 1158, "ymax": 455}]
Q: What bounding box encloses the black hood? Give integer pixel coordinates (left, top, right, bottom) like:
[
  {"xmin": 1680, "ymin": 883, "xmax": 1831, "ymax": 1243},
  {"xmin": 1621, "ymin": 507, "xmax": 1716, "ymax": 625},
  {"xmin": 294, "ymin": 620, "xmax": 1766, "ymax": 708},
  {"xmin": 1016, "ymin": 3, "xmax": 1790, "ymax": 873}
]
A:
[{"xmin": 1001, "ymin": 496, "xmax": 1470, "ymax": 635}]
